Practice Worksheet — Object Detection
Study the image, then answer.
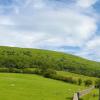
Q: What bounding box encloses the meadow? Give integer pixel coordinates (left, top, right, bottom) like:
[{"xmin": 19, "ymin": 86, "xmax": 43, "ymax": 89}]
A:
[
  {"xmin": 0, "ymin": 73, "xmax": 84, "ymax": 100},
  {"xmin": 0, "ymin": 73, "xmax": 99, "ymax": 100}
]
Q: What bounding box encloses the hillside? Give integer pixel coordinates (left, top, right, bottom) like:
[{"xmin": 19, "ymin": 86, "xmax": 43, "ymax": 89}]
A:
[
  {"xmin": 0, "ymin": 46, "xmax": 100, "ymax": 77},
  {"xmin": 0, "ymin": 73, "xmax": 98, "ymax": 100}
]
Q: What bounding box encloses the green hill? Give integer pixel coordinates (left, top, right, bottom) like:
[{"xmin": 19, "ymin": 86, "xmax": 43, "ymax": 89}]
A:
[{"xmin": 0, "ymin": 46, "xmax": 100, "ymax": 77}]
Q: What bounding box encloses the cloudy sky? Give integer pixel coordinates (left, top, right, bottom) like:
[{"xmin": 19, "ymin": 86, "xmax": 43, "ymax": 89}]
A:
[{"xmin": 0, "ymin": 0, "xmax": 100, "ymax": 61}]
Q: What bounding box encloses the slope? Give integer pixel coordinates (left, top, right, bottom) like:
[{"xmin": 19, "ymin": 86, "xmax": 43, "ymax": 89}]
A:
[{"xmin": 0, "ymin": 46, "xmax": 100, "ymax": 77}]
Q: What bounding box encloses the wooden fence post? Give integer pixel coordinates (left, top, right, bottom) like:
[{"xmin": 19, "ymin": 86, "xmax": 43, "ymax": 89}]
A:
[{"xmin": 77, "ymin": 92, "xmax": 79, "ymax": 100}]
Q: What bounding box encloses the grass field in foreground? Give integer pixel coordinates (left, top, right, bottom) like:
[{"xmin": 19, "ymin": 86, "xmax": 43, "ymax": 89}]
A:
[
  {"xmin": 0, "ymin": 73, "xmax": 85, "ymax": 100},
  {"xmin": 0, "ymin": 73, "xmax": 98, "ymax": 100}
]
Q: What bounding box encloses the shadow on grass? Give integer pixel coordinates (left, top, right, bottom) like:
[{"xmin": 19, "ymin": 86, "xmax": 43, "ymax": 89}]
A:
[
  {"xmin": 65, "ymin": 97, "xmax": 72, "ymax": 100},
  {"xmin": 79, "ymin": 99, "xmax": 83, "ymax": 100}
]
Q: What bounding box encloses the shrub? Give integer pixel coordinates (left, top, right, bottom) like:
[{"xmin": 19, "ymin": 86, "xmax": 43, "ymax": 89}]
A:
[
  {"xmin": 42, "ymin": 69, "xmax": 57, "ymax": 78},
  {"xmin": 50, "ymin": 74, "xmax": 77, "ymax": 84},
  {"xmin": 77, "ymin": 78, "xmax": 82, "ymax": 85},
  {"xmin": 22, "ymin": 68, "xmax": 35, "ymax": 74},
  {"xmin": 62, "ymin": 77, "xmax": 77, "ymax": 84},
  {"xmin": 9, "ymin": 68, "xmax": 23, "ymax": 73},
  {"xmin": 33, "ymin": 68, "xmax": 41, "ymax": 74},
  {"xmin": 0, "ymin": 68, "xmax": 9, "ymax": 72},
  {"xmin": 84, "ymin": 79, "xmax": 93, "ymax": 86},
  {"xmin": 95, "ymin": 79, "xmax": 100, "ymax": 88}
]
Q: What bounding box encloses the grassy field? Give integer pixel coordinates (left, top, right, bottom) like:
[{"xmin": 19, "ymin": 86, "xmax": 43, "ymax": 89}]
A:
[
  {"xmin": 0, "ymin": 73, "xmax": 98, "ymax": 100},
  {"xmin": 0, "ymin": 73, "xmax": 85, "ymax": 100}
]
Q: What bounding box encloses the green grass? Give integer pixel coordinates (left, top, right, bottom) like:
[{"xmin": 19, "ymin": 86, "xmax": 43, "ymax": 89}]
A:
[
  {"xmin": 0, "ymin": 73, "xmax": 99, "ymax": 100},
  {"xmin": 81, "ymin": 89, "xmax": 99, "ymax": 100},
  {"xmin": 0, "ymin": 73, "xmax": 86, "ymax": 100}
]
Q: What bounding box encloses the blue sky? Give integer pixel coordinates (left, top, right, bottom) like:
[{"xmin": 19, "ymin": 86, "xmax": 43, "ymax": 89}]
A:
[{"xmin": 0, "ymin": 0, "xmax": 100, "ymax": 61}]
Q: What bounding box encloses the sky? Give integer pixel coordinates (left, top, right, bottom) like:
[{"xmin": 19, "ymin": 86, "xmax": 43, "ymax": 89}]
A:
[{"xmin": 0, "ymin": 0, "xmax": 100, "ymax": 61}]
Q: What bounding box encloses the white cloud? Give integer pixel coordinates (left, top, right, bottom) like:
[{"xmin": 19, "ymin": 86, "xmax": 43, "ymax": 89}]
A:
[
  {"xmin": 7, "ymin": 7, "xmax": 97, "ymax": 47},
  {"xmin": 0, "ymin": 0, "xmax": 99, "ymax": 61},
  {"xmin": 86, "ymin": 36, "xmax": 100, "ymax": 49},
  {"xmin": 0, "ymin": 9, "xmax": 97, "ymax": 47},
  {"xmin": 75, "ymin": 36, "xmax": 100, "ymax": 61},
  {"xmin": 76, "ymin": 0, "xmax": 97, "ymax": 8},
  {"xmin": 0, "ymin": 16, "xmax": 14, "ymax": 25}
]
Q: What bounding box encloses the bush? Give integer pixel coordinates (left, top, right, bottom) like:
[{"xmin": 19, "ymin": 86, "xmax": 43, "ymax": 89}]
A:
[
  {"xmin": 42, "ymin": 69, "xmax": 57, "ymax": 78},
  {"xmin": 9, "ymin": 68, "xmax": 23, "ymax": 73},
  {"xmin": 62, "ymin": 77, "xmax": 77, "ymax": 84},
  {"xmin": 22, "ymin": 68, "xmax": 35, "ymax": 74},
  {"xmin": 0, "ymin": 68, "xmax": 9, "ymax": 72},
  {"xmin": 95, "ymin": 79, "xmax": 100, "ymax": 88},
  {"xmin": 84, "ymin": 79, "xmax": 93, "ymax": 86},
  {"xmin": 49, "ymin": 74, "xmax": 77, "ymax": 84},
  {"xmin": 22, "ymin": 68, "xmax": 42, "ymax": 74},
  {"xmin": 77, "ymin": 78, "xmax": 82, "ymax": 85},
  {"xmin": 33, "ymin": 68, "xmax": 41, "ymax": 74}
]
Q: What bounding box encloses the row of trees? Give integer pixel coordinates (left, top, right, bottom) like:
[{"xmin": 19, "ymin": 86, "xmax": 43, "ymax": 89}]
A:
[
  {"xmin": 40, "ymin": 68, "xmax": 100, "ymax": 87},
  {"xmin": 0, "ymin": 67, "xmax": 99, "ymax": 88}
]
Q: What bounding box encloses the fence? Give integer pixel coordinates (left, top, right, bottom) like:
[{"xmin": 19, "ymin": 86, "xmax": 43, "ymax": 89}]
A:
[
  {"xmin": 73, "ymin": 86, "xmax": 95, "ymax": 100},
  {"xmin": 73, "ymin": 93, "xmax": 79, "ymax": 100}
]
